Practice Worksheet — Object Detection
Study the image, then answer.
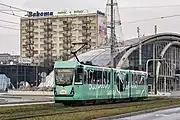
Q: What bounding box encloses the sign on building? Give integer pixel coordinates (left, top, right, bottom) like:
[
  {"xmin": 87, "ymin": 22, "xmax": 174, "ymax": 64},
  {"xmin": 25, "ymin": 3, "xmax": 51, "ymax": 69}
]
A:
[
  {"xmin": 19, "ymin": 58, "xmax": 32, "ymax": 64},
  {"xmin": 26, "ymin": 11, "xmax": 54, "ymax": 17},
  {"xmin": 57, "ymin": 9, "xmax": 88, "ymax": 15}
]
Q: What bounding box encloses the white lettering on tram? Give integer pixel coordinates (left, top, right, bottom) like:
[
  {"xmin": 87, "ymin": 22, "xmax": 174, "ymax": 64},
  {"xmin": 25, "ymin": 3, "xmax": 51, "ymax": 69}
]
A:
[{"xmin": 88, "ymin": 84, "xmax": 110, "ymax": 90}]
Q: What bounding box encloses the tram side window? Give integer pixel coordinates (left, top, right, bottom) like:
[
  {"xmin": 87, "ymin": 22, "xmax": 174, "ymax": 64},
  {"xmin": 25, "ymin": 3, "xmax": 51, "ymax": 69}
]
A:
[
  {"xmin": 75, "ymin": 68, "xmax": 83, "ymax": 83},
  {"xmin": 132, "ymin": 74, "xmax": 135, "ymax": 85},
  {"xmin": 103, "ymin": 71, "xmax": 107, "ymax": 84},
  {"xmin": 116, "ymin": 76, "xmax": 120, "ymax": 91},
  {"xmin": 107, "ymin": 72, "xmax": 110, "ymax": 84},
  {"xmin": 139, "ymin": 75, "xmax": 145, "ymax": 85},
  {"xmin": 132, "ymin": 74, "xmax": 136, "ymax": 85},
  {"xmin": 125, "ymin": 74, "xmax": 128, "ymax": 85},
  {"xmin": 97, "ymin": 71, "xmax": 102, "ymax": 84},
  {"xmin": 116, "ymin": 75, "xmax": 124, "ymax": 92},
  {"xmin": 84, "ymin": 70, "xmax": 88, "ymax": 84},
  {"xmin": 88, "ymin": 70, "xmax": 93, "ymax": 84},
  {"xmin": 92, "ymin": 71, "xmax": 97, "ymax": 84},
  {"xmin": 119, "ymin": 76, "xmax": 124, "ymax": 92},
  {"xmin": 84, "ymin": 72, "xmax": 86, "ymax": 84}
]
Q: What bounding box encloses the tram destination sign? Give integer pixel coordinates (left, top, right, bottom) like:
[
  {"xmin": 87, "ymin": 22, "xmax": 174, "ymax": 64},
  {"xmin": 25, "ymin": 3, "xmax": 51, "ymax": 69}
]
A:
[{"xmin": 26, "ymin": 11, "xmax": 54, "ymax": 17}]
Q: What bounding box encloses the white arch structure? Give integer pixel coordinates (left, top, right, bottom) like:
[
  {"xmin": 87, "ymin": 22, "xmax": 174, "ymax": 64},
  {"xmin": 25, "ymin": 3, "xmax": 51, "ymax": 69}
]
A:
[
  {"xmin": 116, "ymin": 33, "xmax": 180, "ymax": 93},
  {"xmin": 156, "ymin": 41, "xmax": 180, "ymax": 85},
  {"xmin": 117, "ymin": 33, "xmax": 180, "ymax": 68}
]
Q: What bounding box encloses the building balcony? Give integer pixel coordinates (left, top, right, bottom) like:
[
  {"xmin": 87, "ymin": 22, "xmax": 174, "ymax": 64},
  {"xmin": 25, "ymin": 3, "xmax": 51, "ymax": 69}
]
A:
[
  {"xmin": 43, "ymin": 22, "xmax": 52, "ymax": 26},
  {"xmin": 25, "ymin": 40, "xmax": 34, "ymax": 45},
  {"xmin": 63, "ymin": 40, "xmax": 72, "ymax": 44},
  {"xmin": 25, "ymin": 22, "xmax": 34, "ymax": 27},
  {"xmin": 63, "ymin": 26, "xmax": 72, "ymax": 31},
  {"xmin": 63, "ymin": 33, "xmax": 72, "ymax": 37},
  {"xmin": 63, "ymin": 20, "xmax": 72, "ymax": 25},
  {"xmin": 82, "ymin": 32, "xmax": 91, "ymax": 36},
  {"xmin": 63, "ymin": 52, "xmax": 70, "ymax": 56},
  {"xmin": 63, "ymin": 45, "xmax": 70, "ymax": 50},
  {"xmin": 44, "ymin": 28, "xmax": 53, "ymax": 32},
  {"xmin": 25, "ymin": 29, "xmax": 34, "ymax": 33},
  {"xmin": 44, "ymin": 34, "xmax": 53, "ymax": 38},
  {"xmin": 43, "ymin": 40, "xmax": 53, "ymax": 44},
  {"xmin": 44, "ymin": 47, "xmax": 53, "ymax": 51},
  {"xmin": 82, "ymin": 26, "xmax": 91, "ymax": 30},
  {"xmin": 25, "ymin": 35, "xmax": 34, "ymax": 39},
  {"xmin": 82, "ymin": 19, "xmax": 91, "ymax": 24}
]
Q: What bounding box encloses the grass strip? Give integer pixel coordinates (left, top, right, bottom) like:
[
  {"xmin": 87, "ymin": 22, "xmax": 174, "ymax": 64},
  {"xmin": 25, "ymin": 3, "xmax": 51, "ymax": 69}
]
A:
[
  {"xmin": 21, "ymin": 98, "xmax": 180, "ymax": 120},
  {"xmin": 0, "ymin": 103, "xmax": 64, "ymax": 114},
  {"xmin": 0, "ymin": 98, "xmax": 150, "ymax": 114}
]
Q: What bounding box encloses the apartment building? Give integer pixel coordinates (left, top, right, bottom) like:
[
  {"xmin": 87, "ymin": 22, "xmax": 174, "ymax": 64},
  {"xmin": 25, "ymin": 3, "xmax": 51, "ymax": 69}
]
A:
[{"xmin": 20, "ymin": 10, "xmax": 107, "ymax": 65}]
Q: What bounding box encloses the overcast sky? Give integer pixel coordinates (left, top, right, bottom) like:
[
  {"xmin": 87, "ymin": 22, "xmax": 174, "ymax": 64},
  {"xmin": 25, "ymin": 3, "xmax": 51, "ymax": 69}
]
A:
[{"xmin": 0, "ymin": 0, "xmax": 180, "ymax": 54}]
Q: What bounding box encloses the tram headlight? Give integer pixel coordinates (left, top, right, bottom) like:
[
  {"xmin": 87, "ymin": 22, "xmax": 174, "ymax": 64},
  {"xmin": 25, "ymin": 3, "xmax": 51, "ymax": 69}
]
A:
[{"xmin": 60, "ymin": 88, "xmax": 67, "ymax": 95}]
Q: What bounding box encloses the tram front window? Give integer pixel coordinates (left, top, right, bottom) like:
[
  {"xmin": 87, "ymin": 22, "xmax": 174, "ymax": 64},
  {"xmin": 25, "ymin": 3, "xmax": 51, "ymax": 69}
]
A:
[{"xmin": 55, "ymin": 69, "xmax": 73, "ymax": 86}]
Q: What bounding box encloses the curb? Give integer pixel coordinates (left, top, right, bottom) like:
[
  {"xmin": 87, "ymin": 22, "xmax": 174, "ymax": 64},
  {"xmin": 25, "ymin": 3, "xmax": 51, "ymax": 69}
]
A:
[
  {"xmin": 95, "ymin": 104, "xmax": 180, "ymax": 120},
  {"xmin": 0, "ymin": 100, "xmax": 54, "ymax": 105},
  {"xmin": 0, "ymin": 96, "xmax": 22, "ymax": 99},
  {"xmin": 3, "ymin": 94, "xmax": 53, "ymax": 97}
]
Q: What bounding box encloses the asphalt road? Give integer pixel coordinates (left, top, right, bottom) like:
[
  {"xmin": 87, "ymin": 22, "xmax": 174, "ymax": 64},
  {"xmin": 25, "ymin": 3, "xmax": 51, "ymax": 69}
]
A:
[{"xmin": 115, "ymin": 107, "xmax": 180, "ymax": 120}]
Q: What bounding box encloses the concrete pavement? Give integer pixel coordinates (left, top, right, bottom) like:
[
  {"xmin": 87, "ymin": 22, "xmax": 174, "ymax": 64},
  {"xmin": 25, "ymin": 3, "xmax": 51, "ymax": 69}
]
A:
[
  {"xmin": 6, "ymin": 90, "xmax": 53, "ymax": 96},
  {"xmin": 0, "ymin": 90, "xmax": 53, "ymax": 105},
  {"xmin": 0, "ymin": 101, "xmax": 54, "ymax": 107}
]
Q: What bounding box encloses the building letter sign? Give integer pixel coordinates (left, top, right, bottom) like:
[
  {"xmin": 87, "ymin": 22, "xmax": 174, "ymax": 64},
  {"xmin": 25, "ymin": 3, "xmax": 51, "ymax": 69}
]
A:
[
  {"xmin": 57, "ymin": 9, "xmax": 88, "ymax": 15},
  {"xmin": 27, "ymin": 11, "xmax": 54, "ymax": 17}
]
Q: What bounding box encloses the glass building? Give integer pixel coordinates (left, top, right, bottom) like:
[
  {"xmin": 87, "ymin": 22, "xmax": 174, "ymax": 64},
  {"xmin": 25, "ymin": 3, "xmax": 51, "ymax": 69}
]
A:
[{"xmin": 0, "ymin": 64, "xmax": 52, "ymax": 89}]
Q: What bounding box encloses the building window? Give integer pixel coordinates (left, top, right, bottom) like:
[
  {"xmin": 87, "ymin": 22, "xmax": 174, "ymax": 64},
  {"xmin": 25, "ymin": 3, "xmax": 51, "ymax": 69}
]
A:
[
  {"xmin": 34, "ymin": 20, "xmax": 39, "ymax": 23},
  {"xmin": 51, "ymin": 19, "xmax": 57, "ymax": 22},
  {"xmin": 59, "ymin": 37, "xmax": 63, "ymax": 41},
  {"xmin": 40, "ymin": 38, "xmax": 44, "ymax": 42},
  {"xmin": 40, "ymin": 50, "xmax": 44, "ymax": 54},
  {"xmin": 40, "ymin": 44, "xmax": 44, "ymax": 48},
  {"xmin": 53, "ymin": 44, "xmax": 57, "ymax": 48},
  {"xmin": 59, "ymin": 43, "xmax": 63, "ymax": 48},
  {"xmin": 53, "ymin": 37, "xmax": 57, "ymax": 42},
  {"xmin": 40, "ymin": 19, "xmax": 45, "ymax": 23},
  {"xmin": 52, "ymin": 50, "xmax": 57, "ymax": 54},
  {"xmin": 52, "ymin": 25, "xmax": 57, "ymax": 29},
  {"xmin": 91, "ymin": 36, "xmax": 96, "ymax": 39},
  {"xmin": 34, "ymin": 44, "xmax": 38, "ymax": 48}
]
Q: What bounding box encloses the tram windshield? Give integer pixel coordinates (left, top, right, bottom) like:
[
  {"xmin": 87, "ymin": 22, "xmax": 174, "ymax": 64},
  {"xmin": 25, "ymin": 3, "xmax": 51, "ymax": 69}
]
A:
[{"xmin": 55, "ymin": 69, "xmax": 73, "ymax": 86}]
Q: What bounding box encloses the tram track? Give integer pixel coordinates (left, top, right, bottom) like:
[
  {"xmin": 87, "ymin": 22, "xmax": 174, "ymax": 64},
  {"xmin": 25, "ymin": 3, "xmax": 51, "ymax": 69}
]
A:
[{"xmin": 0, "ymin": 98, "xmax": 174, "ymax": 120}]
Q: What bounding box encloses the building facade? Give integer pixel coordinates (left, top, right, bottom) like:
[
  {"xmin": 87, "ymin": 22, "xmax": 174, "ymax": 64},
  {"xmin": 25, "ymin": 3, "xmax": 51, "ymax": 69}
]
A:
[{"xmin": 20, "ymin": 11, "xmax": 107, "ymax": 66}]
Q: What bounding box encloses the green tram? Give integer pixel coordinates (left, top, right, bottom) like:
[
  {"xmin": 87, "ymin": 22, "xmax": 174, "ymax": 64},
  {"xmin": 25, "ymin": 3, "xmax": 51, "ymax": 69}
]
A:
[{"xmin": 54, "ymin": 61, "xmax": 148, "ymax": 105}]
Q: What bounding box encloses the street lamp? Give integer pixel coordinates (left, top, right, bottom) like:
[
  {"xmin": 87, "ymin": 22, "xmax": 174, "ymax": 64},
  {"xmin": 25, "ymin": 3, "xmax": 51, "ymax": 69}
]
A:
[{"xmin": 146, "ymin": 58, "xmax": 166, "ymax": 95}]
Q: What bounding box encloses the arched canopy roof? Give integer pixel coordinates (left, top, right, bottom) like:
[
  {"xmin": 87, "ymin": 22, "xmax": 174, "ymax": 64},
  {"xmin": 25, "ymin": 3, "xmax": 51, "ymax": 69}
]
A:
[
  {"xmin": 69, "ymin": 33, "xmax": 180, "ymax": 67},
  {"xmin": 69, "ymin": 48, "xmax": 111, "ymax": 66}
]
